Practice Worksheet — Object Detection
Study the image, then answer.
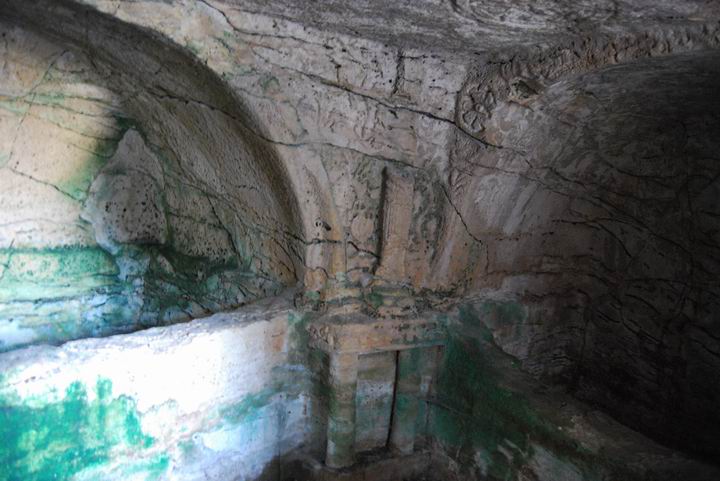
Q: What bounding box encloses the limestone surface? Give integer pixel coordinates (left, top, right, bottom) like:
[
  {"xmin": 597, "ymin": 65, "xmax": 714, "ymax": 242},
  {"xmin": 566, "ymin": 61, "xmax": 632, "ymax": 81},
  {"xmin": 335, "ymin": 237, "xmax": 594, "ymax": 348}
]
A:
[{"xmin": 1, "ymin": 0, "xmax": 720, "ymax": 480}]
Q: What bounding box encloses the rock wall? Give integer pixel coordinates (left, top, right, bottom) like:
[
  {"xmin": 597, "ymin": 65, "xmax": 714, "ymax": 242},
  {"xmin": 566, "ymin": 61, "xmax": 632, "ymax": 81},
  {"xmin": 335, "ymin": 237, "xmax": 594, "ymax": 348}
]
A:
[
  {"xmin": 4, "ymin": 0, "xmax": 467, "ymax": 297},
  {"xmin": 428, "ymin": 304, "xmax": 720, "ymax": 481},
  {"xmin": 2, "ymin": 296, "xmax": 717, "ymax": 481},
  {"xmin": 0, "ymin": 295, "xmax": 322, "ymax": 481},
  {"xmin": 1, "ymin": 0, "xmax": 720, "ymax": 474},
  {"xmin": 449, "ymin": 50, "xmax": 720, "ymax": 458}
]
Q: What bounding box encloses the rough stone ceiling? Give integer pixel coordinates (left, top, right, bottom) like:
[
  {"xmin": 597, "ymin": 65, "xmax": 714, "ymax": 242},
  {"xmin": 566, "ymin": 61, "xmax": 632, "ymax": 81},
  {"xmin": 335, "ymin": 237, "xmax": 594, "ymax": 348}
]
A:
[{"xmin": 213, "ymin": 0, "xmax": 720, "ymax": 53}]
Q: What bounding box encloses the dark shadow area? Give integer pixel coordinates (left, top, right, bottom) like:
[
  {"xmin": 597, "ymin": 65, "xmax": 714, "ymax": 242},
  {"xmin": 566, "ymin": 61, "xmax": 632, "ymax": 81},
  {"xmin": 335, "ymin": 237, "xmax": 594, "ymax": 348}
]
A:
[{"xmin": 461, "ymin": 50, "xmax": 720, "ymax": 462}]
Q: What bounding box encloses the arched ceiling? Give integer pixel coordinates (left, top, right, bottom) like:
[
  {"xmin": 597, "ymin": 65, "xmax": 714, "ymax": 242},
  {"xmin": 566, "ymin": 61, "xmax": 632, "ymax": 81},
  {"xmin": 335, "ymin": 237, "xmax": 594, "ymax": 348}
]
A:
[{"xmin": 0, "ymin": 3, "xmax": 303, "ymax": 349}]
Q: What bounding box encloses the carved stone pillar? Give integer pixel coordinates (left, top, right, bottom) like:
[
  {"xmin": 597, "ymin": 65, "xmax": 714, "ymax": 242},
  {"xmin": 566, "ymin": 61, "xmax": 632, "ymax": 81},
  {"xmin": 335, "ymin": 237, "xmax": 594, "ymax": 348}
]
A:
[
  {"xmin": 325, "ymin": 351, "xmax": 359, "ymax": 468},
  {"xmin": 375, "ymin": 167, "xmax": 414, "ymax": 284},
  {"xmin": 308, "ymin": 314, "xmax": 444, "ymax": 468},
  {"xmin": 389, "ymin": 348, "xmax": 422, "ymax": 454}
]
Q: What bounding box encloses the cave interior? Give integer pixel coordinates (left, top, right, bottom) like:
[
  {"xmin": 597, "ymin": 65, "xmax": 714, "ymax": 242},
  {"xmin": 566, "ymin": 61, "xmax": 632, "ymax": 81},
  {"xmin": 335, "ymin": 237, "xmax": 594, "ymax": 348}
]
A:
[{"xmin": 1, "ymin": 1, "xmax": 720, "ymax": 480}]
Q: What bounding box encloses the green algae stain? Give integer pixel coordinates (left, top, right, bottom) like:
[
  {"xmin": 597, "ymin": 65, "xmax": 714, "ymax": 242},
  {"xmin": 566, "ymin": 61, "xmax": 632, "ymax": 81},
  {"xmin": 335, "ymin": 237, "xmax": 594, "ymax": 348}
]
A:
[
  {"xmin": 458, "ymin": 304, "xmax": 494, "ymax": 342},
  {"xmin": 0, "ymin": 378, "xmax": 161, "ymax": 481},
  {"xmin": 430, "ymin": 336, "xmax": 531, "ymax": 479},
  {"xmin": 477, "ymin": 300, "xmax": 526, "ymax": 325},
  {"xmin": 288, "ymin": 311, "xmax": 311, "ymax": 361},
  {"xmin": 28, "ymin": 92, "xmax": 67, "ymax": 108},
  {"xmin": 57, "ymin": 153, "xmax": 107, "ymax": 202},
  {"xmin": 118, "ymin": 453, "xmax": 169, "ymax": 481},
  {"xmin": 0, "ymin": 236, "xmax": 280, "ymax": 351},
  {"xmin": 56, "ymin": 131, "xmax": 127, "ymax": 202},
  {"xmin": 430, "ymin": 308, "xmax": 585, "ymax": 480},
  {"xmin": 178, "ymin": 439, "xmax": 197, "ymax": 461},
  {"xmin": 367, "ymin": 290, "xmax": 384, "ymax": 309},
  {"xmin": 184, "ymin": 41, "xmax": 203, "ymax": 57},
  {"xmin": 220, "ymin": 388, "xmax": 277, "ymax": 425},
  {"xmin": 0, "ymin": 98, "xmax": 29, "ymax": 116},
  {"xmin": 0, "ymin": 247, "xmax": 120, "ymax": 303},
  {"xmin": 259, "ymin": 74, "xmax": 281, "ymax": 94},
  {"xmin": 140, "ymin": 245, "xmax": 274, "ymax": 325}
]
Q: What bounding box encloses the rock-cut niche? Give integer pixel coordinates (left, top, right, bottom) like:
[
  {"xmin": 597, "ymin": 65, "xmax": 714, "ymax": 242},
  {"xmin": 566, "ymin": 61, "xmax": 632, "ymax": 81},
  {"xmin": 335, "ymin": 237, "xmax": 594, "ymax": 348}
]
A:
[
  {"xmin": 0, "ymin": 7, "xmax": 303, "ymax": 351},
  {"xmin": 457, "ymin": 49, "xmax": 720, "ymax": 460}
]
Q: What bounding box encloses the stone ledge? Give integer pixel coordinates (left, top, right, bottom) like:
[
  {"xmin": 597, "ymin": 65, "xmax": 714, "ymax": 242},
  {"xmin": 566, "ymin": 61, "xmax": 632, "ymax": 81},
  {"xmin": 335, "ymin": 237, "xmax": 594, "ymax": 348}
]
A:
[{"xmin": 307, "ymin": 313, "xmax": 445, "ymax": 354}]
